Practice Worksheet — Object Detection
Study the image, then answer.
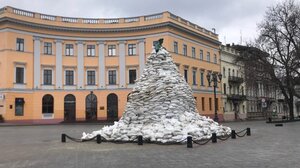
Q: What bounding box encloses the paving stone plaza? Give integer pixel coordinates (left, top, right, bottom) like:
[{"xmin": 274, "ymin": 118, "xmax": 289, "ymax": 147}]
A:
[{"xmin": 0, "ymin": 121, "xmax": 299, "ymax": 168}]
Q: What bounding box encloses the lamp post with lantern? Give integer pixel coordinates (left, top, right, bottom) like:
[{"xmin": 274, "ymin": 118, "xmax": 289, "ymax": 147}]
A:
[{"xmin": 206, "ymin": 72, "xmax": 222, "ymax": 122}]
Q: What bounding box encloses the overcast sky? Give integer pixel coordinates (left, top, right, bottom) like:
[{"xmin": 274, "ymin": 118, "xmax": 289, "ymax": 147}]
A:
[{"xmin": 0, "ymin": 0, "xmax": 283, "ymax": 45}]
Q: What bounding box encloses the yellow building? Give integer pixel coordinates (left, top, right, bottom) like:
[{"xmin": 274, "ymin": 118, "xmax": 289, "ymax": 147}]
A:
[{"xmin": 0, "ymin": 6, "xmax": 222, "ymax": 123}]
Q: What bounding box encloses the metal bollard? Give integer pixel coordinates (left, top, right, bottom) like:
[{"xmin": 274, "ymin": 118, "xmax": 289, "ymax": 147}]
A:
[
  {"xmin": 212, "ymin": 133, "xmax": 217, "ymax": 143},
  {"xmin": 61, "ymin": 133, "xmax": 66, "ymax": 143},
  {"xmin": 231, "ymin": 130, "xmax": 236, "ymax": 139},
  {"xmin": 138, "ymin": 135, "xmax": 143, "ymax": 145},
  {"xmin": 187, "ymin": 136, "xmax": 193, "ymax": 148},
  {"xmin": 246, "ymin": 128, "xmax": 251, "ymax": 136},
  {"xmin": 96, "ymin": 134, "xmax": 101, "ymax": 144}
]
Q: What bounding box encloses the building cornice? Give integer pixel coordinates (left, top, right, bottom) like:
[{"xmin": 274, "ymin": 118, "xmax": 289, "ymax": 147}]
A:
[{"xmin": 0, "ymin": 17, "xmax": 220, "ymax": 45}]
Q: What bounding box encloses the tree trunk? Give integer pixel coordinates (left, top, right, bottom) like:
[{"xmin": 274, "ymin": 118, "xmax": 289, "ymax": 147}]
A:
[{"xmin": 288, "ymin": 97, "xmax": 294, "ymax": 120}]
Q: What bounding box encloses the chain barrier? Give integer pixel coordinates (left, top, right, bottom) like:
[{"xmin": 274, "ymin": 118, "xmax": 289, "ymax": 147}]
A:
[
  {"xmin": 217, "ymin": 134, "xmax": 231, "ymax": 141},
  {"xmin": 61, "ymin": 128, "xmax": 251, "ymax": 147},
  {"xmin": 192, "ymin": 138, "xmax": 212, "ymax": 145},
  {"xmin": 235, "ymin": 131, "xmax": 247, "ymax": 137},
  {"xmin": 236, "ymin": 128, "xmax": 247, "ymax": 134}
]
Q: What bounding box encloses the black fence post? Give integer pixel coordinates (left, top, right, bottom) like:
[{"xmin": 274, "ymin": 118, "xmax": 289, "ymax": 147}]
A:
[
  {"xmin": 61, "ymin": 133, "xmax": 66, "ymax": 143},
  {"xmin": 138, "ymin": 135, "xmax": 143, "ymax": 145},
  {"xmin": 212, "ymin": 133, "xmax": 217, "ymax": 143},
  {"xmin": 247, "ymin": 128, "xmax": 251, "ymax": 136},
  {"xmin": 96, "ymin": 134, "xmax": 101, "ymax": 144},
  {"xmin": 231, "ymin": 130, "xmax": 236, "ymax": 139},
  {"xmin": 187, "ymin": 136, "xmax": 193, "ymax": 148}
]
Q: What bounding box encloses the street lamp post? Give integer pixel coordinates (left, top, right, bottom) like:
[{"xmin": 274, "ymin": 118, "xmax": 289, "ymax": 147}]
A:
[{"xmin": 206, "ymin": 72, "xmax": 222, "ymax": 122}]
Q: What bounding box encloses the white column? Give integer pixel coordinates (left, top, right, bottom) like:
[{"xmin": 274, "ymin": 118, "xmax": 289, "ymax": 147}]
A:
[
  {"xmin": 55, "ymin": 40, "xmax": 63, "ymax": 89},
  {"xmin": 77, "ymin": 41, "xmax": 84, "ymax": 89},
  {"xmin": 33, "ymin": 36, "xmax": 41, "ymax": 89},
  {"xmin": 119, "ymin": 41, "xmax": 126, "ymax": 88},
  {"xmin": 98, "ymin": 41, "xmax": 105, "ymax": 88},
  {"xmin": 138, "ymin": 39, "xmax": 145, "ymax": 76}
]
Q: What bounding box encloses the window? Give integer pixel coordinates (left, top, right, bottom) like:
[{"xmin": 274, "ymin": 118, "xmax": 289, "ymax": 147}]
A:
[
  {"xmin": 202, "ymin": 97, "xmax": 205, "ymax": 111},
  {"xmin": 42, "ymin": 94, "xmax": 54, "ymax": 113},
  {"xmin": 174, "ymin": 41, "xmax": 178, "ymax": 54},
  {"xmin": 233, "ymin": 69, "xmax": 235, "ymax": 77},
  {"xmin": 192, "ymin": 70, "xmax": 197, "ymax": 85},
  {"xmin": 192, "ymin": 47, "xmax": 196, "ymax": 58},
  {"xmin": 128, "ymin": 44, "xmax": 136, "ymax": 56},
  {"xmin": 184, "ymin": 69, "xmax": 188, "ymax": 82},
  {"xmin": 207, "ymin": 52, "xmax": 210, "ymax": 62},
  {"xmin": 44, "ymin": 42, "xmax": 52, "ymax": 55},
  {"xmin": 224, "ymin": 83, "xmax": 227, "ymax": 94},
  {"xmin": 183, "ymin": 44, "xmax": 187, "ymax": 56},
  {"xmin": 65, "ymin": 44, "xmax": 74, "ymax": 56},
  {"xmin": 200, "ymin": 71, "xmax": 204, "ymax": 86},
  {"xmin": 200, "ymin": 50, "xmax": 203, "ymax": 60},
  {"xmin": 43, "ymin": 69, "xmax": 52, "ymax": 85},
  {"xmin": 87, "ymin": 45, "xmax": 95, "ymax": 56},
  {"xmin": 16, "ymin": 67, "xmax": 24, "ymax": 84},
  {"xmin": 87, "ymin": 71, "xmax": 96, "ymax": 85},
  {"xmin": 129, "ymin": 69, "xmax": 137, "ymax": 84},
  {"xmin": 214, "ymin": 54, "xmax": 217, "ymax": 64},
  {"xmin": 108, "ymin": 45, "xmax": 116, "ymax": 56},
  {"xmin": 223, "ymin": 67, "xmax": 226, "ymax": 78},
  {"xmin": 65, "ymin": 70, "xmax": 74, "ymax": 85},
  {"xmin": 16, "ymin": 38, "xmax": 24, "ymax": 51},
  {"xmin": 209, "ymin": 98, "xmax": 212, "ymax": 110},
  {"xmin": 108, "ymin": 70, "xmax": 117, "ymax": 85},
  {"xmin": 15, "ymin": 98, "xmax": 24, "ymax": 116},
  {"xmin": 228, "ymin": 68, "xmax": 231, "ymax": 77}
]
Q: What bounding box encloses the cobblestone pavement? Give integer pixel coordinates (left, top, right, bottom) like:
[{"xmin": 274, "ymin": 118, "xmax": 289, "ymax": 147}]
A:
[{"xmin": 0, "ymin": 121, "xmax": 299, "ymax": 168}]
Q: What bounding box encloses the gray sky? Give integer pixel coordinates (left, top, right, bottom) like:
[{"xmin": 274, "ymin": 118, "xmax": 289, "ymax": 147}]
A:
[{"xmin": 0, "ymin": 0, "xmax": 283, "ymax": 44}]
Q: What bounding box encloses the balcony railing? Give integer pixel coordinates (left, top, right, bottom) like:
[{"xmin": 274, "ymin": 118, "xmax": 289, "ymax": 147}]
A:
[
  {"xmin": 228, "ymin": 76, "xmax": 244, "ymax": 84},
  {"xmin": 227, "ymin": 94, "xmax": 246, "ymax": 102}
]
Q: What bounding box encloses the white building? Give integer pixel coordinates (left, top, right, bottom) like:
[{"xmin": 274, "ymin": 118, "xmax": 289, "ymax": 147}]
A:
[{"xmin": 220, "ymin": 45, "xmax": 247, "ymax": 121}]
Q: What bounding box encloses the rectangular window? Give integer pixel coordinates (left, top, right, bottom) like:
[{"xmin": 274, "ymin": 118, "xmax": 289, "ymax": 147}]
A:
[
  {"xmin": 184, "ymin": 69, "xmax": 188, "ymax": 82},
  {"xmin": 192, "ymin": 70, "xmax": 196, "ymax": 85},
  {"xmin": 87, "ymin": 45, "xmax": 95, "ymax": 56},
  {"xmin": 192, "ymin": 47, "xmax": 196, "ymax": 58},
  {"xmin": 183, "ymin": 44, "xmax": 187, "ymax": 56},
  {"xmin": 65, "ymin": 44, "xmax": 74, "ymax": 56},
  {"xmin": 43, "ymin": 69, "xmax": 52, "ymax": 85},
  {"xmin": 16, "ymin": 67, "xmax": 24, "ymax": 84},
  {"xmin": 200, "ymin": 50, "xmax": 203, "ymax": 60},
  {"xmin": 44, "ymin": 42, "xmax": 52, "ymax": 55},
  {"xmin": 16, "ymin": 38, "xmax": 24, "ymax": 52},
  {"xmin": 207, "ymin": 52, "xmax": 210, "ymax": 62},
  {"xmin": 228, "ymin": 68, "xmax": 231, "ymax": 77},
  {"xmin": 108, "ymin": 45, "xmax": 116, "ymax": 56},
  {"xmin": 223, "ymin": 67, "xmax": 226, "ymax": 78},
  {"xmin": 108, "ymin": 70, "xmax": 117, "ymax": 85},
  {"xmin": 174, "ymin": 41, "xmax": 178, "ymax": 54},
  {"xmin": 224, "ymin": 83, "xmax": 227, "ymax": 94},
  {"xmin": 202, "ymin": 97, "xmax": 205, "ymax": 111},
  {"xmin": 129, "ymin": 69, "xmax": 137, "ymax": 84},
  {"xmin": 214, "ymin": 54, "xmax": 217, "ymax": 64},
  {"xmin": 65, "ymin": 70, "xmax": 74, "ymax": 85},
  {"xmin": 87, "ymin": 70, "xmax": 96, "ymax": 85},
  {"xmin": 15, "ymin": 98, "xmax": 24, "ymax": 116},
  {"xmin": 209, "ymin": 98, "xmax": 212, "ymax": 111},
  {"xmin": 128, "ymin": 44, "xmax": 136, "ymax": 56},
  {"xmin": 200, "ymin": 72, "xmax": 204, "ymax": 86}
]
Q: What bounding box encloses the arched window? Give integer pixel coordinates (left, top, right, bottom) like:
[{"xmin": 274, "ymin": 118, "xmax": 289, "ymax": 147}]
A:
[{"xmin": 42, "ymin": 94, "xmax": 54, "ymax": 113}]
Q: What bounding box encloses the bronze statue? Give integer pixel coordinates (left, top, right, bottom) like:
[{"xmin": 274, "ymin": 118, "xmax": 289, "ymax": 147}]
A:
[{"xmin": 155, "ymin": 38, "xmax": 164, "ymax": 53}]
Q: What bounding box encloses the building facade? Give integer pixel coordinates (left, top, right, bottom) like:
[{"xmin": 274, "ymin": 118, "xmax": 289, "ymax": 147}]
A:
[
  {"xmin": 0, "ymin": 6, "xmax": 223, "ymax": 123},
  {"xmin": 220, "ymin": 45, "xmax": 247, "ymax": 121}
]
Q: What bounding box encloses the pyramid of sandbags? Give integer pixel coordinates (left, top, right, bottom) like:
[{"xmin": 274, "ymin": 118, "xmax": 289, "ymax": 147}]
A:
[{"xmin": 82, "ymin": 47, "xmax": 231, "ymax": 143}]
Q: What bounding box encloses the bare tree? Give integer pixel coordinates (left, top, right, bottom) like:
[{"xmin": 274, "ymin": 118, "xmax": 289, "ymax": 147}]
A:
[{"xmin": 235, "ymin": 0, "xmax": 300, "ymax": 120}]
